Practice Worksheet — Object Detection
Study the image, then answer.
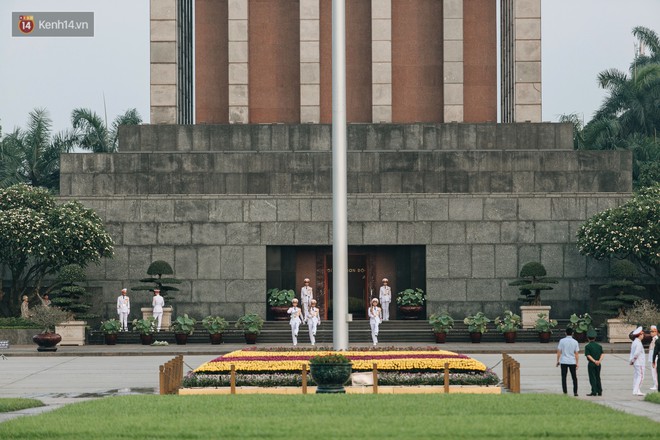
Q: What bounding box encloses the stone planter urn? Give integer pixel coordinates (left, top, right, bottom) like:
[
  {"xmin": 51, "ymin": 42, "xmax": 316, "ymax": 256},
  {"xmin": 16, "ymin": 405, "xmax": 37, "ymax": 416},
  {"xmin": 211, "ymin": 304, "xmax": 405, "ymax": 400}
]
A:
[
  {"xmin": 434, "ymin": 332, "xmax": 447, "ymax": 344},
  {"xmin": 55, "ymin": 320, "xmax": 87, "ymax": 346},
  {"xmin": 33, "ymin": 333, "xmax": 62, "ymax": 352},
  {"xmin": 538, "ymin": 331, "xmax": 552, "ymax": 343},
  {"xmin": 398, "ymin": 305, "xmax": 423, "ymax": 320},
  {"xmin": 269, "ymin": 306, "xmax": 289, "ymax": 321},
  {"xmin": 309, "ymin": 363, "xmax": 353, "ymax": 394},
  {"xmin": 607, "ymin": 318, "xmax": 637, "ymax": 343},
  {"xmin": 503, "ymin": 331, "xmax": 517, "ymax": 343},
  {"xmin": 209, "ymin": 333, "xmax": 224, "ymax": 344},
  {"xmin": 520, "ymin": 305, "xmax": 551, "ymax": 329},
  {"xmin": 141, "ymin": 306, "xmax": 173, "ymax": 330},
  {"xmin": 469, "ymin": 332, "xmax": 483, "ymax": 343},
  {"xmin": 140, "ymin": 334, "xmax": 154, "ymax": 345}
]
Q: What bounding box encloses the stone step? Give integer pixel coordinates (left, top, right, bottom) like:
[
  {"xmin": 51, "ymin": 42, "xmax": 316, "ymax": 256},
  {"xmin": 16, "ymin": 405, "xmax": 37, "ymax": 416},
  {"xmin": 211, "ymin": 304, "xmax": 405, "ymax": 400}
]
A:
[{"xmin": 88, "ymin": 319, "xmax": 581, "ymax": 345}]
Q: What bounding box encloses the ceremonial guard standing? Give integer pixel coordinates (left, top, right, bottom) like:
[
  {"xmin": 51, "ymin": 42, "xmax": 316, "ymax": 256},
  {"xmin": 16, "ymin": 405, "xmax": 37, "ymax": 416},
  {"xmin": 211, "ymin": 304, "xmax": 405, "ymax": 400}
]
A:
[
  {"xmin": 379, "ymin": 278, "xmax": 392, "ymax": 321},
  {"xmin": 629, "ymin": 326, "xmax": 646, "ymax": 396},
  {"xmin": 287, "ymin": 298, "xmax": 302, "ymax": 346},
  {"xmin": 584, "ymin": 329, "xmax": 603, "ymax": 396},
  {"xmin": 307, "ymin": 299, "xmax": 320, "ymax": 345},
  {"xmin": 152, "ymin": 289, "xmax": 165, "ymax": 331},
  {"xmin": 300, "ymin": 278, "xmax": 313, "ymax": 321},
  {"xmin": 116, "ymin": 288, "xmax": 130, "ymax": 331},
  {"xmin": 648, "ymin": 325, "xmax": 658, "ymax": 391},
  {"xmin": 368, "ymin": 298, "xmax": 382, "ymax": 346}
]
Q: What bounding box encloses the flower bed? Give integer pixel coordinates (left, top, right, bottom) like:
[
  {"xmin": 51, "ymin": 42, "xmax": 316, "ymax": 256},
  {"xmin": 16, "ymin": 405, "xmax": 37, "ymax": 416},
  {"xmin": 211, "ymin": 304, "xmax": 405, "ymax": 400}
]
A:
[{"xmin": 184, "ymin": 346, "xmax": 498, "ymax": 388}]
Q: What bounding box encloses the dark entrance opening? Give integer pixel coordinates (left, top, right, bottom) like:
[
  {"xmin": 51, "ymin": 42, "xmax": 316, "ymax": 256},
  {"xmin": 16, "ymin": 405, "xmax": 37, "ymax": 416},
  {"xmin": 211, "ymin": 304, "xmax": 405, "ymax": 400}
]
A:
[{"xmin": 267, "ymin": 246, "xmax": 426, "ymax": 321}]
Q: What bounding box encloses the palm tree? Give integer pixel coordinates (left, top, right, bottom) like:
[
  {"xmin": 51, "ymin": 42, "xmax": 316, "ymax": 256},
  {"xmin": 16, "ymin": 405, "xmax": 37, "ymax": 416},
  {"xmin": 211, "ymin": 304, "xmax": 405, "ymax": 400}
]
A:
[
  {"xmin": 71, "ymin": 108, "xmax": 141, "ymax": 153},
  {"xmin": 0, "ymin": 108, "xmax": 76, "ymax": 191},
  {"xmin": 631, "ymin": 26, "xmax": 660, "ymax": 68}
]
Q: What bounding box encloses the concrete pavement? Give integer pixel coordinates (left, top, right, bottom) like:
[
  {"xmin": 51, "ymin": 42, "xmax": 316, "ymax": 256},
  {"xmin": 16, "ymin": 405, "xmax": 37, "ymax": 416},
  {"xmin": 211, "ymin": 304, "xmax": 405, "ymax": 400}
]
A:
[{"xmin": 1, "ymin": 342, "xmax": 659, "ymax": 424}]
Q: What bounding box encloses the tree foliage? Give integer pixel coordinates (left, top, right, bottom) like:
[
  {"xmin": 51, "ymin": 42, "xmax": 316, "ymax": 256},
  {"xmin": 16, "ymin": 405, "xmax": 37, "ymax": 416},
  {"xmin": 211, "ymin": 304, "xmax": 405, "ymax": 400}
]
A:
[
  {"xmin": 562, "ymin": 26, "xmax": 660, "ymax": 189},
  {"xmin": 0, "ymin": 108, "xmax": 76, "ymax": 192},
  {"xmin": 576, "ymin": 185, "xmax": 660, "ymax": 284},
  {"xmin": 0, "ymin": 184, "xmax": 114, "ymax": 316},
  {"xmin": 508, "ymin": 262, "xmax": 558, "ymax": 306},
  {"xmin": 71, "ymin": 107, "xmax": 142, "ymax": 153}
]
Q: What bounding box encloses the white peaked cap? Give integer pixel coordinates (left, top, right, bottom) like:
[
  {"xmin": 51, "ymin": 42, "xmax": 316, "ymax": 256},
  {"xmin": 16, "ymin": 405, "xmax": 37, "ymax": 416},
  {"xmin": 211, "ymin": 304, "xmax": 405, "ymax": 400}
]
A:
[
  {"xmin": 651, "ymin": 325, "xmax": 657, "ymax": 330},
  {"xmin": 121, "ymin": 288, "xmax": 127, "ymax": 292},
  {"xmin": 632, "ymin": 326, "xmax": 643, "ymax": 336}
]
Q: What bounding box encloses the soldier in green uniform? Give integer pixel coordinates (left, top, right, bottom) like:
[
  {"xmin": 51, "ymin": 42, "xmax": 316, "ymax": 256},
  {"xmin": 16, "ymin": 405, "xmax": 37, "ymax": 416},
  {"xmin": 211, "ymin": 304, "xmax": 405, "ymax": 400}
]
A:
[{"xmin": 584, "ymin": 328, "xmax": 604, "ymax": 396}]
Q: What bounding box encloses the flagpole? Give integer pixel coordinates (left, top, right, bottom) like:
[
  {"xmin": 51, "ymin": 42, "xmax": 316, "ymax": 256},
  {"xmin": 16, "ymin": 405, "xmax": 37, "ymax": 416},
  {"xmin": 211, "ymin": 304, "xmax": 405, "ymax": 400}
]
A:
[{"xmin": 332, "ymin": 0, "xmax": 349, "ymax": 351}]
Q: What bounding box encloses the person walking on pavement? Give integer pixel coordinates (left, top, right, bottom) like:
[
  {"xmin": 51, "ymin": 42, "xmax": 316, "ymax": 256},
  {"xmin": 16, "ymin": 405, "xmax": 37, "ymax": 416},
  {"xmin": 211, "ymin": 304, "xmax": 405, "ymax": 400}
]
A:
[
  {"xmin": 152, "ymin": 289, "xmax": 165, "ymax": 331},
  {"xmin": 630, "ymin": 326, "xmax": 646, "ymax": 396},
  {"xmin": 307, "ymin": 299, "xmax": 320, "ymax": 346},
  {"xmin": 368, "ymin": 298, "xmax": 382, "ymax": 346},
  {"xmin": 116, "ymin": 288, "xmax": 130, "ymax": 331},
  {"xmin": 379, "ymin": 278, "xmax": 392, "ymax": 321},
  {"xmin": 556, "ymin": 327, "xmax": 579, "ymax": 396},
  {"xmin": 287, "ymin": 298, "xmax": 302, "ymax": 346},
  {"xmin": 584, "ymin": 329, "xmax": 603, "ymax": 396},
  {"xmin": 648, "ymin": 325, "xmax": 658, "ymax": 391}
]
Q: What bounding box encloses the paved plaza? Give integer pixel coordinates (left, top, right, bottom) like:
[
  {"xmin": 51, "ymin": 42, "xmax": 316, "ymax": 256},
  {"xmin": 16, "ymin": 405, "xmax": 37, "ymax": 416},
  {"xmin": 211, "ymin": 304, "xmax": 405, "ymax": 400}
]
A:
[{"xmin": 1, "ymin": 342, "xmax": 659, "ymax": 424}]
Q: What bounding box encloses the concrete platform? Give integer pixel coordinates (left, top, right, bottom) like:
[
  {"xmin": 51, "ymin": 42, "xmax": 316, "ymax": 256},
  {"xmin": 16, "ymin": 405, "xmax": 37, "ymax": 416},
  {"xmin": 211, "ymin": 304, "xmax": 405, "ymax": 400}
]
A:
[{"xmin": 0, "ymin": 342, "xmax": 658, "ymax": 424}]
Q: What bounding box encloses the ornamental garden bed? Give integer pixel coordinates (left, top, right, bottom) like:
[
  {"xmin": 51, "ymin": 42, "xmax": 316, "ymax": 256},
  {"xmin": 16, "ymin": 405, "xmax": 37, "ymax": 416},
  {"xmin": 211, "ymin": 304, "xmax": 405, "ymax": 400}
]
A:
[{"xmin": 182, "ymin": 346, "xmax": 499, "ymax": 392}]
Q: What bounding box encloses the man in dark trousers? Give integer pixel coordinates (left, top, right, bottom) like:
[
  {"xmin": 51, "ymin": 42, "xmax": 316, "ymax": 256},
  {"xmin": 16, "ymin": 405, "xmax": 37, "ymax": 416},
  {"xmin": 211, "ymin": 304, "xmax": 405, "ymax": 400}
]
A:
[
  {"xmin": 584, "ymin": 328, "xmax": 603, "ymax": 396},
  {"xmin": 556, "ymin": 327, "xmax": 580, "ymax": 396}
]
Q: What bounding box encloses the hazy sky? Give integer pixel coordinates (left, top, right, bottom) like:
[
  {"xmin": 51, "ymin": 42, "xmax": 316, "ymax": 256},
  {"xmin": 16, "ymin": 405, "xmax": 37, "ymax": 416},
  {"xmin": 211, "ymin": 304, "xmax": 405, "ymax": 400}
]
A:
[{"xmin": 1, "ymin": 0, "xmax": 659, "ymax": 135}]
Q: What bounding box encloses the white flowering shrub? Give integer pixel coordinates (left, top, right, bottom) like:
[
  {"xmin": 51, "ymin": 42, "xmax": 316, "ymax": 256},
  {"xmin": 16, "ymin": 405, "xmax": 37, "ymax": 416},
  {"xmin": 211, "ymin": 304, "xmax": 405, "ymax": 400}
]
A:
[
  {"xmin": 0, "ymin": 184, "xmax": 114, "ymax": 316},
  {"xmin": 576, "ymin": 185, "xmax": 659, "ymax": 282}
]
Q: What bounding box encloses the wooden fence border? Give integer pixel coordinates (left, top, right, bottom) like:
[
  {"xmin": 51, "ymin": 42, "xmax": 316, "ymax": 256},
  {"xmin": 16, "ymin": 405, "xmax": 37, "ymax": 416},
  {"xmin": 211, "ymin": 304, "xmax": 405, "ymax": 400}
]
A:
[
  {"xmin": 159, "ymin": 354, "xmax": 183, "ymax": 395},
  {"xmin": 502, "ymin": 353, "xmax": 521, "ymax": 393}
]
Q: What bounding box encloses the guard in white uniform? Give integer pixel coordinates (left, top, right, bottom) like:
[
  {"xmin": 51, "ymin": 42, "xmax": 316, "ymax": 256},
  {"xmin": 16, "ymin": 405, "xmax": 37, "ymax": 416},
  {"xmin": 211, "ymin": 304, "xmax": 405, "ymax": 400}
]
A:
[
  {"xmin": 649, "ymin": 325, "xmax": 658, "ymax": 390},
  {"xmin": 379, "ymin": 278, "xmax": 392, "ymax": 321},
  {"xmin": 287, "ymin": 298, "xmax": 303, "ymax": 346},
  {"xmin": 307, "ymin": 299, "xmax": 320, "ymax": 345},
  {"xmin": 300, "ymin": 278, "xmax": 313, "ymax": 322},
  {"xmin": 630, "ymin": 326, "xmax": 646, "ymax": 396},
  {"xmin": 152, "ymin": 289, "xmax": 165, "ymax": 331},
  {"xmin": 116, "ymin": 288, "xmax": 130, "ymax": 331},
  {"xmin": 368, "ymin": 298, "xmax": 382, "ymax": 346}
]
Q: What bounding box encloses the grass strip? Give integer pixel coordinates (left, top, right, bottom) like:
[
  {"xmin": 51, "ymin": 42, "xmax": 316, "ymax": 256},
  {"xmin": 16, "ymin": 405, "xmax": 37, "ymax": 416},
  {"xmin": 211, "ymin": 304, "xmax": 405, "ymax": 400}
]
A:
[
  {"xmin": 0, "ymin": 394, "xmax": 658, "ymax": 439},
  {"xmin": 644, "ymin": 392, "xmax": 660, "ymax": 404},
  {"xmin": 0, "ymin": 398, "xmax": 44, "ymax": 413}
]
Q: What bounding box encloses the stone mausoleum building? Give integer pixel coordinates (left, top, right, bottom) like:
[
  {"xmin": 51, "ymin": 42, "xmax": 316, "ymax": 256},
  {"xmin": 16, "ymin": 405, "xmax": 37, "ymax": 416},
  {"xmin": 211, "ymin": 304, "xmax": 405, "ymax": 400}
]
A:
[{"xmin": 58, "ymin": 0, "xmax": 631, "ymax": 321}]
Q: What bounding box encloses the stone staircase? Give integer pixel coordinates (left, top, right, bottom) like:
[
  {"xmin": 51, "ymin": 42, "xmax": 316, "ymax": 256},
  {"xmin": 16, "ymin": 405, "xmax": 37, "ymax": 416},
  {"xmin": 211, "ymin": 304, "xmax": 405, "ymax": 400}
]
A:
[{"xmin": 88, "ymin": 319, "xmax": 571, "ymax": 345}]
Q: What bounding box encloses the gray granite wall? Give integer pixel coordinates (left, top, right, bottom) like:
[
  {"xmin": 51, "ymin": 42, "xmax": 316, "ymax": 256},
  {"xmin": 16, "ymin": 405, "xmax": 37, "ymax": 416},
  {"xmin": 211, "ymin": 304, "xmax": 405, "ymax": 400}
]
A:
[
  {"xmin": 66, "ymin": 193, "xmax": 628, "ymax": 320},
  {"xmin": 117, "ymin": 123, "xmax": 574, "ymax": 153},
  {"xmin": 60, "ymin": 150, "xmax": 631, "ymax": 196}
]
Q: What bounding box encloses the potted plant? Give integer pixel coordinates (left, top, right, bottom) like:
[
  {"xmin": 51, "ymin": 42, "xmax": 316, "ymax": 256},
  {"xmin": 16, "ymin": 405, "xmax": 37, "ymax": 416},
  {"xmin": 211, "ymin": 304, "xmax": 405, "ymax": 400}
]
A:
[
  {"xmin": 266, "ymin": 288, "xmax": 295, "ymax": 321},
  {"xmin": 132, "ymin": 317, "xmax": 157, "ymax": 345},
  {"xmin": 132, "ymin": 260, "xmax": 181, "ymax": 328},
  {"xmin": 569, "ymin": 313, "xmax": 593, "ymax": 343},
  {"xmin": 201, "ymin": 315, "xmax": 229, "ymax": 344},
  {"xmin": 28, "ymin": 305, "xmax": 71, "ymax": 351},
  {"xmin": 463, "ymin": 312, "xmax": 490, "ymax": 343},
  {"xmin": 494, "ymin": 310, "xmax": 522, "ymax": 343},
  {"xmin": 428, "ymin": 311, "xmax": 454, "ymax": 343},
  {"xmin": 509, "ymin": 262, "xmax": 557, "ymax": 328},
  {"xmin": 99, "ymin": 318, "xmax": 122, "ymax": 345},
  {"xmin": 396, "ymin": 288, "xmax": 425, "ymax": 320},
  {"xmin": 235, "ymin": 313, "xmax": 264, "ymax": 344},
  {"xmin": 171, "ymin": 314, "xmax": 197, "ymax": 345},
  {"xmin": 593, "ymin": 260, "xmax": 645, "ymax": 343},
  {"xmin": 534, "ymin": 312, "xmax": 557, "ymax": 343},
  {"xmin": 623, "ymin": 299, "xmax": 660, "ymax": 345},
  {"xmin": 308, "ymin": 353, "xmax": 353, "ymax": 394}
]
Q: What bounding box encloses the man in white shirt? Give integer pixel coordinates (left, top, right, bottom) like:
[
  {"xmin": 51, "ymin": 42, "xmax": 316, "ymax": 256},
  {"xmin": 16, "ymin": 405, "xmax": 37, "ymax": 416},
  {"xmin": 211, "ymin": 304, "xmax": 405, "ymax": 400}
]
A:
[
  {"xmin": 630, "ymin": 326, "xmax": 646, "ymax": 396},
  {"xmin": 556, "ymin": 327, "xmax": 580, "ymax": 396},
  {"xmin": 152, "ymin": 289, "xmax": 165, "ymax": 331}
]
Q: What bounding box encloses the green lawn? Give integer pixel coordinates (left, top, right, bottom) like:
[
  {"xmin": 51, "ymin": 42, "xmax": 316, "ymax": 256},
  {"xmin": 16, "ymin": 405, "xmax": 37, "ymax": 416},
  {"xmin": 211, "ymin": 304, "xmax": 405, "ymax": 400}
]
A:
[
  {"xmin": 645, "ymin": 392, "xmax": 660, "ymax": 404},
  {"xmin": 0, "ymin": 398, "xmax": 43, "ymax": 413},
  {"xmin": 0, "ymin": 394, "xmax": 657, "ymax": 439}
]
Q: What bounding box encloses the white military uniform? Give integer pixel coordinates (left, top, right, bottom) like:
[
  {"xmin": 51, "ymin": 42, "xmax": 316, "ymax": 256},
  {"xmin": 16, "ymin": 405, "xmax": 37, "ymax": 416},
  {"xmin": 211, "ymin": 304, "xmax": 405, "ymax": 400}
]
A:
[
  {"xmin": 300, "ymin": 285, "xmax": 313, "ymax": 321},
  {"xmin": 368, "ymin": 304, "xmax": 382, "ymax": 346},
  {"xmin": 116, "ymin": 292, "xmax": 130, "ymax": 331},
  {"xmin": 630, "ymin": 333, "xmax": 646, "ymax": 395},
  {"xmin": 649, "ymin": 332, "xmax": 658, "ymax": 390},
  {"xmin": 379, "ymin": 284, "xmax": 392, "ymax": 321},
  {"xmin": 307, "ymin": 306, "xmax": 320, "ymax": 345},
  {"xmin": 152, "ymin": 292, "xmax": 165, "ymax": 331},
  {"xmin": 287, "ymin": 305, "xmax": 302, "ymax": 346}
]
